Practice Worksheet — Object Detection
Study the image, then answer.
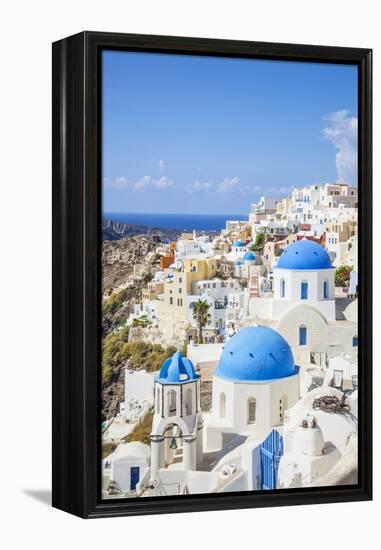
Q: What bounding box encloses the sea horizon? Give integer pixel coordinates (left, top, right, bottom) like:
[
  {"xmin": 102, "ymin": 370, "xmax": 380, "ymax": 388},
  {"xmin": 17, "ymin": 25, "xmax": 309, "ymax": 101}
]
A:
[{"xmin": 104, "ymin": 211, "xmax": 249, "ymax": 232}]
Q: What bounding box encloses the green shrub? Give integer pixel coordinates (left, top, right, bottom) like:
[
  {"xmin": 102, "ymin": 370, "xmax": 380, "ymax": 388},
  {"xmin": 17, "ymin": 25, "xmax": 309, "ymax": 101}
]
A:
[
  {"xmin": 124, "ymin": 412, "xmax": 154, "ymax": 445},
  {"xmin": 102, "ymin": 442, "xmax": 117, "ymax": 459},
  {"xmin": 142, "ymin": 272, "xmax": 154, "ymax": 284},
  {"xmin": 102, "ymin": 327, "xmax": 130, "ymax": 383},
  {"xmin": 335, "ymin": 265, "xmax": 353, "ymax": 287},
  {"xmin": 251, "ymin": 231, "xmax": 266, "ymax": 251},
  {"xmin": 103, "ymin": 288, "xmax": 129, "ymax": 315},
  {"xmin": 132, "ymin": 315, "xmax": 150, "ymax": 328},
  {"xmin": 102, "ymin": 332, "xmax": 178, "ymax": 384}
]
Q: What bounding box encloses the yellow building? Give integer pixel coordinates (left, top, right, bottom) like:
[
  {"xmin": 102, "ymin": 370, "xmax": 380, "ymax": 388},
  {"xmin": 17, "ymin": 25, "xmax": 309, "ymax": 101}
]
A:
[
  {"xmin": 276, "ymin": 197, "xmax": 293, "ymax": 216},
  {"xmin": 183, "ymin": 258, "xmax": 217, "ymax": 291},
  {"xmin": 157, "ymin": 258, "xmax": 217, "ymax": 344},
  {"xmin": 142, "ymin": 281, "xmax": 164, "ymax": 301},
  {"xmin": 324, "ymin": 219, "xmax": 357, "ymax": 242},
  {"xmin": 262, "ymin": 233, "xmax": 298, "ymax": 266}
]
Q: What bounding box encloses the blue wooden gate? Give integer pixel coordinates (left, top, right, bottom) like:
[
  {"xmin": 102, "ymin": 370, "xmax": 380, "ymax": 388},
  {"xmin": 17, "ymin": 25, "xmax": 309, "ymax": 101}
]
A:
[
  {"xmin": 130, "ymin": 466, "xmax": 140, "ymax": 491},
  {"xmin": 260, "ymin": 429, "xmax": 284, "ymax": 490}
]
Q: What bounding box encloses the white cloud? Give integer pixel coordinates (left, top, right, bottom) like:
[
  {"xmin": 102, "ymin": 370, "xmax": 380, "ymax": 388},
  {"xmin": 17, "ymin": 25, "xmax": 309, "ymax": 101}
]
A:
[
  {"xmin": 105, "ymin": 174, "xmax": 174, "ymax": 192},
  {"xmin": 114, "ymin": 176, "xmax": 129, "ymax": 189},
  {"xmin": 158, "ymin": 159, "xmax": 165, "ymax": 173},
  {"xmin": 186, "ymin": 180, "xmax": 214, "ymax": 193},
  {"xmin": 185, "ymin": 179, "xmax": 265, "ymax": 196},
  {"xmin": 133, "ymin": 175, "xmax": 152, "ymax": 190},
  {"xmin": 322, "ymin": 110, "xmax": 358, "ymax": 185},
  {"xmin": 152, "ymin": 176, "xmax": 173, "ymax": 189},
  {"xmin": 238, "ymin": 185, "xmax": 252, "ymax": 196},
  {"xmin": 103, "ymin": 176, "xmax": 129, "ymax": 190},
  {"xmin": 134, "ymin": 175, "xmax": 173, "ymax": 190},
  {"xmin": 218, "ymin": 176, "xmax": 240, "ymax": 192}
]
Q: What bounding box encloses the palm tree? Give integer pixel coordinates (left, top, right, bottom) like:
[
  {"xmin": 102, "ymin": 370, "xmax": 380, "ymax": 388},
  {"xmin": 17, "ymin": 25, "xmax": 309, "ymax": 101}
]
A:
[{"xmin": 192, "ymin": 299, "xmax": 211, "ymax": 344}]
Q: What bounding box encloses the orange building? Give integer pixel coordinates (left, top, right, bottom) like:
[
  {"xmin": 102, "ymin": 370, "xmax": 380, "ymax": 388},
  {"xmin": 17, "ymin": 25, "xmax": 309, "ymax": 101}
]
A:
[{"xmin": 159, "ymin": 241, "xmax": 176, "ymax": 269}]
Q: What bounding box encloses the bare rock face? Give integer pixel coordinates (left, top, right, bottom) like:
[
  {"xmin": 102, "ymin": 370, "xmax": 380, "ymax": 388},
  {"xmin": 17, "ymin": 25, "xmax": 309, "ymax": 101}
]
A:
[
  {"xmin": 102, "ymin": 362, "xmax": 126, "ymax": 421},
  {"xmin": 102, "ymin": 236, "xmax": 155, "ymax": 291},
  {"xmin": 102, "ymin": 218, "xmax": 181, "ymax": 242},
  {"xmin": 102, "ymin": 219, "xmax": 151, "ymax": 240},
  {"xmin": 128, "ymin": 325, "xmax": 166, "ymax": 346}
]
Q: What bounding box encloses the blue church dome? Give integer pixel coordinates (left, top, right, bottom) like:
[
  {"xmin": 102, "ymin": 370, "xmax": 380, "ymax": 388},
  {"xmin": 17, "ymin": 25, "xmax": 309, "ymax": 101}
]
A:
[
  {"xmin": 233, "ymin": 240, "xmax": 244, "ymax": 247},
  {"xmin": 243, "ymin": 251, "xmax": 256, "ymax": 261},
  {"xmin": 157, "ymin": 351, "xmax": 200, "ymax": 385},
  {"xmin": 276, "ymin": 239, "xmax": 332, "ymax": 270},
  {"xmin": 215, "ymin": 326, "xmax": 297, "ymax": 382}
]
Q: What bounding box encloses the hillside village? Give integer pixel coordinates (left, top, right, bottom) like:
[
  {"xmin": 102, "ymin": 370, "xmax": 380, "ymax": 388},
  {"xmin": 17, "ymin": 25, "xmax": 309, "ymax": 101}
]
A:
[{"xmin": 102, "ymin": 181, "xmax": 358, "ymax": 498}]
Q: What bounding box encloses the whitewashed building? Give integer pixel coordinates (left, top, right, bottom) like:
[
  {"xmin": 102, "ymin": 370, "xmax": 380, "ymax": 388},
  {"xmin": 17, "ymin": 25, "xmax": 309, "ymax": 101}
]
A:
[
  {"xmin": 106, "ymin": 442, "xmax": 150, "ymax": 494},
  {"xmin": 186, "ymin": 277, "xmax": 243, "ymax": 335},
  {"xmin": 203, "ymin": 326, "xmax": 300, "ymax": 451},
  {"xmin": 246, "ymin": 240, "xmax": 357, "ymax": 364},
  {"xmin": 278, "ymin": 386, "xmax": 357, "ymax": 488},
  {"xmin": 150, "ymin": 352, "xmax": 203, "ymax": 478}
]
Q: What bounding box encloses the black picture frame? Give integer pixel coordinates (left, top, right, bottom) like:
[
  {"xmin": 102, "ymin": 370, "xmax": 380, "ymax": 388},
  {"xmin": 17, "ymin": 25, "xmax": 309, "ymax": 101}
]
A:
[{"xmin": 52, "ymin": 31, "xmax": 372, "ymax": 519}]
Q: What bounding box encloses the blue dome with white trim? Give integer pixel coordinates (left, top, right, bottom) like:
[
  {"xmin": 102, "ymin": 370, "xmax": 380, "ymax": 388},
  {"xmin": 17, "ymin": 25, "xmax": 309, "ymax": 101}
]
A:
[
  {"xmin": 243, "ymin": 251, "xmax": 256, "ymax": 261},
  {"xmin": 276, "ymin": 239, "xmax": 332, "ymax": 270},
  {"xmin": 233, "ymin": 240, "xmax": 244, "ymax": 247},
  {"xmin": 215, "ymin": 326, "xmax": 296, "ymax": 382},
  {"xmin": 156, "ymin": 351, "xmax": 199, "ymax": 385}
]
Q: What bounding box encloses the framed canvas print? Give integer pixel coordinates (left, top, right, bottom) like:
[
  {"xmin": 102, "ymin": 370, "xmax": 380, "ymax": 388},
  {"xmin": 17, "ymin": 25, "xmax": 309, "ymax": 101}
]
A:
[{"xmin": 52, "ymin": 32, "xmax": 372, "ymax": 518}]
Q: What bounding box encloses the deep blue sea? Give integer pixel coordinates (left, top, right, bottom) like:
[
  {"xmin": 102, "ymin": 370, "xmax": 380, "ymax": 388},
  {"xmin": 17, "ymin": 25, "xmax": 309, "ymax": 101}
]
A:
[{"xmin": 104, "ymin": 212, "xmax": 248, "ymax": 232}]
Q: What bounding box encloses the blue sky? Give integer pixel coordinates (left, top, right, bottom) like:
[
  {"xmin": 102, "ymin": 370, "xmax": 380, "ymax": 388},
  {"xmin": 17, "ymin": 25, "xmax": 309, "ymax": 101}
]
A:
[{"xmin": 103, "ymin": 51, "xmax": 358, "ymax": 215}]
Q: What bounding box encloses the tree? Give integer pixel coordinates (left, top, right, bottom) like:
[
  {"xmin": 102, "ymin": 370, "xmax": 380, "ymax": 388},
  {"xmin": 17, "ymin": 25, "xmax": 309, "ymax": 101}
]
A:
[
  {"xmin": 251, "ymin": 230, "xmax": 266, "ymax": 252},
  {"xmin": 142, "ymin": 272, "xmax": 154, "ymax": 284},
  {"xmin": 335, "ymin": 265, "xmax": 353, "ymax": 287},
  {"xmin": 192, "ymin": 299, "xmax": 211, "ymax": 343}
]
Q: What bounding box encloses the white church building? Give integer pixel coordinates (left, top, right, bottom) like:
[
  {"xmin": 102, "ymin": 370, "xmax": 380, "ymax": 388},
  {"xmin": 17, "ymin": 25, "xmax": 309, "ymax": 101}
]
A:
[
  {"xmin": 144, "ymin": 326, "xmax": 302, "ymax": 494},
  {"xmin": 103, "ymin": 325, "xmax": 358, "ymax": 497},
  {"xmin": 150, "ymin": 351, "xmax": 204, "ymax": 477},
  {"xmin": 203, "ymin": 326, "xmax": 300, "ymax": 451},
  {"xmin": 246, "ymin": 239, "xmax": 357, "ymax": 364}
]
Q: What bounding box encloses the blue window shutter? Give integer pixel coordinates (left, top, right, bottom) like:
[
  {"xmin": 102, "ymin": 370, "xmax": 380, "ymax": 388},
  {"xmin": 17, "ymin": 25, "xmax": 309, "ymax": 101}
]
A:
[
  {"xmin": 301, "ymin": 282, "xmax": 308, "ymax": 300},
  {"xmin": 299, "ymin": 326, "xmax": 307, "ymax": 345}
]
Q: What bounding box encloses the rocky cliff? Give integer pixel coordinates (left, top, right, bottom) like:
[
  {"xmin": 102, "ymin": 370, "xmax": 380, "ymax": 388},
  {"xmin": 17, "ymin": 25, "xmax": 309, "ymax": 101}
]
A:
[
  {"xmin": 102, "ymin": 218, "xmax": 181, "ymax": 241},
  {"xmin": 102, "ymin": 235, "xmax": 155, "ymax": 291}
]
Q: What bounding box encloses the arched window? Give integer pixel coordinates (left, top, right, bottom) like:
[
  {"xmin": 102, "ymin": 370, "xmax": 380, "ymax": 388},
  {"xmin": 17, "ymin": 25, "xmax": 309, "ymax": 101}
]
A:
[
  {"xmin": 323, "ymin": 280, "xmax": 329, "ymax": 299},
  {"xmin": 280, "ymin": 278, "xmax": 285, "ymax": 298},
  {"xmin": 185, "ymin": 388, "xmax": 193, "ymax": 416},
  {"xmin": 299, "ymin": 325, "xmax": 307, "ymax": 346},
  {"xmin": 301, "ymin": 281, "xmax": 308, "ymax": 300},
  {"xmin": 168, "ymin": 389, "xmax": 177, "ymax": 416},
  {"xmin": 247, "ymin": 398, "xmax": 256, "ymax": 424},
  {"xmin": 219, "ymin": 392, "xmax": 226, "ymax": 418}
]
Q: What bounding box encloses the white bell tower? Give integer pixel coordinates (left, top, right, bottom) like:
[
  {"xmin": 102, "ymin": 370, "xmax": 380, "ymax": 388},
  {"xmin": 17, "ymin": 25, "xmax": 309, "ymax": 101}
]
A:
[{"xmin": 150, "ymin": 352, "xmax": 203, "ymax": 481}]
